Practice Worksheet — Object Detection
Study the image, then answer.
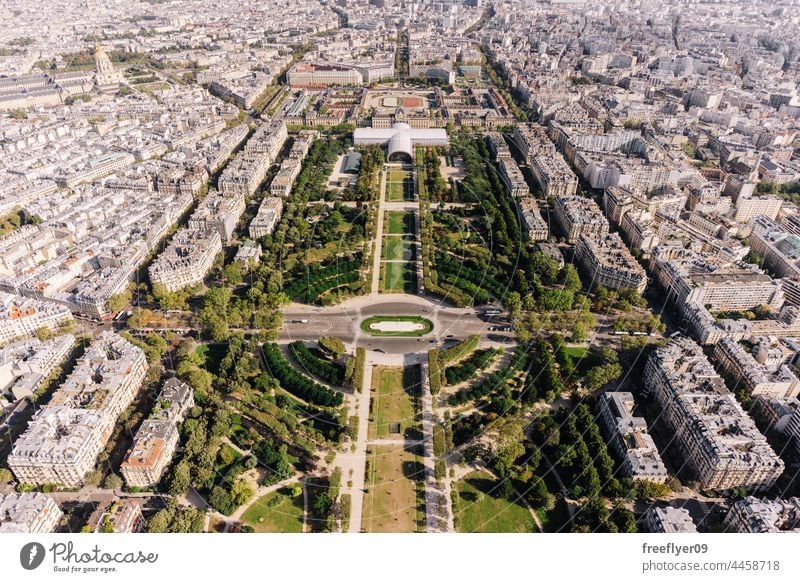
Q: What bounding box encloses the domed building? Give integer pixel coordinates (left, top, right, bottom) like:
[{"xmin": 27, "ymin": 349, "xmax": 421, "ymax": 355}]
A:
[{"xmin": 353, "ymin": 122, "xmax": 448, "ymax": 163}]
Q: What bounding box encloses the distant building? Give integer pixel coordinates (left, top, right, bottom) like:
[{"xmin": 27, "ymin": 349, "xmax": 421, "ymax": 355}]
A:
[{"xmin": 93, "ymin": 43, "xmax": 124, "ymax": 93}]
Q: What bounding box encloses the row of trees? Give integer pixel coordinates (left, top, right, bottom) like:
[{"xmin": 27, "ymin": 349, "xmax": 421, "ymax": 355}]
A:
[
  {"xmin": 449, "ymin": 346, "xmax": 530, "ymax": 406},
  {"xmin": 262, "ymin": 343, "xmax": 344, "ymax": 407},
  {"xmin": 444, "ymin": 348, "xmax": 500, "ymax": 385},
  {"xmin": 289, "ymin": 341, "xmax": 345, "ymax": 386}
]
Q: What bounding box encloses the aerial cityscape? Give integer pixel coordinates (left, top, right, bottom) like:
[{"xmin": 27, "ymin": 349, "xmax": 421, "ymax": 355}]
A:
[{"xmin": 2, "ymin": 0, "xmax": 800, "ymax": 537}]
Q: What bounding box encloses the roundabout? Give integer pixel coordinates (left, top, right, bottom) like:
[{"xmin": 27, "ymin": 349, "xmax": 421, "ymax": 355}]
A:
[{"xmin": 360, "ymin": 314, "xmax": 434, "ymax": 337}]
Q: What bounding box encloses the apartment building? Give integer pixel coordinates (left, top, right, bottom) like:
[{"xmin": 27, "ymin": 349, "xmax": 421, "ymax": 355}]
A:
[
  {"xmin": 531, "ymin": 154, "xmax": 579, "ymax": 199},
  {"xmin": 249, "ymin": 197, "xmax": 283, "ymax": 239},
  {"xmin": 597, "ymin": 392, "xmax": 667, "ymax": 483},
  {"xmin": 512, "ymin": 123, "xmax": 556, "ymax": 163},
  {"xmin": 87, "ymin": 499, "xmax": 145, "ymax": 533},
  {"xmin": 7, "ymin": 333, "xmax": 147, "ymax": 487},
  {"xmin": 0, "ymin": 291, "xmax": 73, "ymax": 344},
  {"xmin": 287, "ymin": 62, "xmax": 364, "ymax": 87},
  {"xmin": 553, "ymin": 195, "xmax": 608, "ymax": 243},
  {"xmin": 121, "ymin": 378, "xmax": 194, "ymax": 489},
  {"xmin": 0, "ymin": 492, "xmax": 62, "ymax": 533},
  {"xmin": 642, "ymin": 506, "xmax": 697, "ymax": 533},
  {"xmin": 497, "ymin": 157, "xmax": 528, "ymax": 197},
  {"xmin": 187, "ymin": 189, "xmax": 245, "ymax": 244},
  {"xmin": 518, "ymin": 197, "xmax": 549, "ymax": 241},
  {"xmin": 0, "ymin": 335, "xmax": 74, "ymax": 402},
  {"xmin": 485, "ymin": 132, "xmax": 511, "ymax": 160},
  {"xmin": 643, "ymin": 338, "xmax": 783, "ymax": 492},
  {"xmin": 714, "ymin": 338, "xmax": 800, "ymax": 398},
  {"xmin": 724, "ymin": 497, "xmax": 800, "ymax": 533},
  {"xmin": 148, "ymin": 229, "xmax": 222, "ymax": 292},
  {"xmin": 575, "ymin": 232, "xmax": 647, "ymax": 293}
]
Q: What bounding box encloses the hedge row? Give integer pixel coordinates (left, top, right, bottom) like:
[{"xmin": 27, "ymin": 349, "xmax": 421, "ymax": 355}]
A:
[
  {"xmin": 439, "ymin": 334, "xmax": 480, "ymax": 364},
  {"xmin": 262, "ymin": 343, "xmax": 343, "ymax": 407},
  {"xmin": 444, "ymin": 348, "xmax": 500, "ymax": 385},
  {"xmin": 353, "ymin": 347, "xmax": 366, "ymax": 392},
  {"xmin": 428, "ymin": 349, "xmax": 442, "ymax": 395},
  {"xmin": 448, "ymin": 347, "xmax": 530, "ymax": 406},
  {"xmin": 289, "ymin": 341, "xmax": 344, "ymax": 386}
]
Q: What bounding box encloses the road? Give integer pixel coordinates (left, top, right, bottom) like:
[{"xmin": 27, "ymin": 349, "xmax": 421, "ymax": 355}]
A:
[{"xmin": 279, "ymin": 294, "xmax": 513, "ymax": 353}]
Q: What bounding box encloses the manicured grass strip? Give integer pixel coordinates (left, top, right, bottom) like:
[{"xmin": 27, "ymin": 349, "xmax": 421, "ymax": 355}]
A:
[
  {"xmin": 385, "ymin": 211, "xmax": 414, "ymax": 235},
  {"xmin": 381, "ymin": 236, "xmax": 416, "ymax": 261},
  {"xmin": 360, "ymin": 315, "xmax": 433, "ymax": 337},
  {"xmin": 241, "ymin": 489, "xmax": 304, "ymax": 533},
  {"xmin": 368, "ymin": 366, "xmax": 416, "ymax": 439},
  {"xmin": 380, "ymin": 261, "xmax": 416, "ymax": 293},
  {"xmin": 453, "ymin": 471, "xmax": 537, "ymax": 533},
  {"xmin": 362, "ymin": 445, "xmax": 425, "ymax": 532}
]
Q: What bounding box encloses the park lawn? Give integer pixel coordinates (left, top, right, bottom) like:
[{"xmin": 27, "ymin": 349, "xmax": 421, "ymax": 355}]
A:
[
  {"xmin": 563, "ymin": 346, "xmax": 589, "ymax": 359},
  {"xmin": 215, "ymin": 442, "xmax": 242, "ymax": 472},
  {"xmin": 386, "ymin": 181, "xmax": 409, "ymax": 202},
  {"xmin": 454, "ymin": 471, "xmax": 537, "ymax": 533},
  {"xmin": 241, "ymin": 489, "xmax": 304, "ymax": 533},
  {"xmin": 362, "ymin": 445, "xmax": 425, "ymax": 533},
  {"xmin": 385, "ymin": 211, "xmax": 413, "ymax": 235},
  {"xmin": 387, "ymin": 168, "xmax": 409, "ymax": 182},
  {"xmin": 381, "ymin": 236, "xmax": 416, "ymax": 261},
  {"xmin": 380, "ymin": 261, "xmax": 415, "ymax": 293},
  {"xmin": 369, "ymin": 366, "xmax": 417, "ymax": 439}
]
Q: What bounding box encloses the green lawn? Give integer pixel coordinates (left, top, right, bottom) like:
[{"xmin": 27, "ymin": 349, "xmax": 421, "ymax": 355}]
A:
[
  {"xmin": 385, "ymin": 211, "xmax": 414, "ymax": 235},
  {"xmin": 368, "ymin": 365, "xmax": 420, "ymax": 439},
  {"xmin": 380, "ymin": 261, "xmax": 416, "ymax": 293},
  {"xmin": 387, "ymin": 168, "xmax": 410, "ymax": 182},
  {"xmin": 382, "ymin": 236, "xmax": 416, "ymax": 261},
  {"xmin": 362, "ymin": 445, "xmax": 425, "ymax": 532},
  {"xmin": 563, "ymin": 346, "xmax": 589, "ymax": 359},
  {"xmin": 361, "ymin": 315, "xmax": 433, "ymax": 337},
  {"xmin": 241, "ymin": 489, "xmax": 304, "ymax": 533},
  {"xmin": 454, "ymin": 471, "xmax": 538, "ymax": 533}
]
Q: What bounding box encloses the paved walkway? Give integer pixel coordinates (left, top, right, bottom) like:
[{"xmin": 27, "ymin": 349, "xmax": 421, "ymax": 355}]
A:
[
  {"xmin": 331, "ymin": 355, "xmax": 374, "ymax": 532},
  {"xmin": 369, "ymin": 167, "xmax": 387, "ymax": 294},
  {"xmin": 420, "ymin": 361, "xmax": 454, "ymax": 532}
]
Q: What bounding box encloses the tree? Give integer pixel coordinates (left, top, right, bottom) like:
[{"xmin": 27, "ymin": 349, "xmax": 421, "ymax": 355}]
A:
[
  {"xmin": 106, "ymin": 287, "xmax": 132, "ymax": 312},
  {"xmin": 147, "ymin": 509, "xmax": 173, "ymax": 533},
  {"xmin": 103, "ymin": 473, "xmax": 123, "ymax": 491},
  {"xmin": 230, "ymin": 478, "xmax": 255, "ymax": 507},
  {"xmin": 290, "ymin": 483, "xmax": 303, "ymax": 497},
  {"xmin": 223, "ymin": 262, "xmax": 243, "ymax": 286},
  {"xmin": 209, "ymin": 485, "xmax": 234, "ymax": 515},
  {"xmin": 167, "ymin": 459, "xmax": 191, "ymax": 496},
  {"xmin": 35, "ymin": 326, "xmax": 53, "ymax": 341},
  {"xmin": 0, "ymin": 468, "xmax": 13, "ymax": 484}
]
